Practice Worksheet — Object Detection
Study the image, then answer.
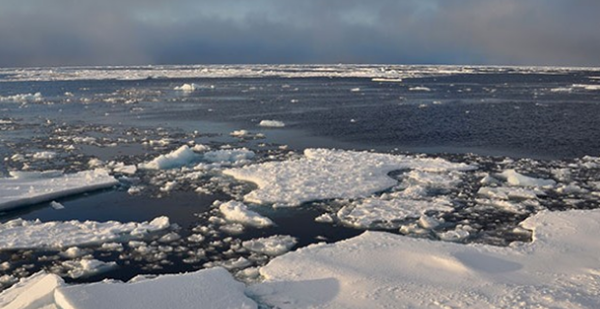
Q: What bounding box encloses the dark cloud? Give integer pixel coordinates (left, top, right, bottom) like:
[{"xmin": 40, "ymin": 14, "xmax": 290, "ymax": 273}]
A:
[{"xmin": 0, "ymin": 0, "xmax": 599, "ymax": 67}]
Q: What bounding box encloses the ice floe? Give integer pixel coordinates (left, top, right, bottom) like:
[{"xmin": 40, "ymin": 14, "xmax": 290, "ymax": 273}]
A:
[
  {"xmin": 0, "ymin": 268, "xmax": 256, "ymax": 309},
  {"xmin": 0, "ymin": 217, "xmax": 170, "ymax": 250},
  {"xmin": 248, "ymin": 209, "xmax": 600, "ymax": 309},
  {"xmin": 217, "ymin": 200, "xmax": 274, "ymax": 228},
  {"xmin": 499, "ymin": 169, "xmax": 556, "ymax": 187},
  {"xmin": 174, "ymin": 83, "xmax": 202, "ymax": 91},
  {"xmin": 0, "ymin": 92, "xmax": 43, "ymax": 103},
  {"xmin": 242, "ymin": 235, "xmax": 297, "ymax": 256},
  {"xmin": 224, "ymin": 148, "xmax": 475, "ymax": 206},
  {"xmin": 337, "ymin": 197, "xmax": 453, "ymax": 229},
  {"xmin": 0, "ymin": 169, "xmax": 118, "ymax": 211},
  {"xmin": 258, "ymin": 120, "xmax": 286, "ymax": 128},
  {"xmin": 138, "ymin": 145, "xmax": 197, "ymax": 170}
]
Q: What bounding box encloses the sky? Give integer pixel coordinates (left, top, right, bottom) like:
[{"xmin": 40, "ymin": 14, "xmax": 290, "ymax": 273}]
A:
[{"xmin": 1, "ymin": 0, "xmax": 599, "ymax": 67}]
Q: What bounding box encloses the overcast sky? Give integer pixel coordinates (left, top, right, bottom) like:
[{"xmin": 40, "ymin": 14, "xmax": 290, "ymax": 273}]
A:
[{"xmin": 1, "ymin": 0, "xmax": 599, "ymax": 67}]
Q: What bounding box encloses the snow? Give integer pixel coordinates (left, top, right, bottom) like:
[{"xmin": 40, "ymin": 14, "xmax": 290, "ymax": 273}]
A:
[
  {"xmin": 218, "ymin": 200, "xmax": 274, "ymax": 228},
  {"xmin": 248, "ymin": 209, "xmax": 600, "ymax": 309},
  {"xmin": 242, "ymin": 235, "xmax": 297, "ymax": 256},
  {"xmin": 0, "ymin": 169, "xmax": 118, "ymax": 211},
  {"xmin": 0, "ymin": 268, "xmax": 256, "ymax": 309},
  {"xmin": 138, "ymin": 145, "xmax": 197, "ymax": 170},
  {"xmin": 258, "ymin": 120, "xmax": 286, "ymax": 128},
  {"xmin": 224, "ymin": 148, "xmax": 475, "ymax": 206},
  {"xmin": 0, "ymin": 216, "xmax": 170, "ymax": 250},
  {"xmin": 499, "ymin": 169, "xmax": 556, "ymax": 187}
]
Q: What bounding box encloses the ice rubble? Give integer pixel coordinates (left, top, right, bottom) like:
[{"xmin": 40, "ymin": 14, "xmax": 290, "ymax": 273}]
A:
[
  {"xmin": 0, "ymin": 169, "xmax": 118, "ymax": 211},
  {"xmin": 258, "ymin": 120, "xmax": 286, "ymax": 128},
  {"xmin": 242, "ymin": 235, "xmax": 297, "ymax": 256},
  {"xmin": 0, "ymin": 217, "xmax": 170, "ymax": 250},
  {"xmin": 0, "ymin": 268, "xmax": 257, "ymax": 309},
  {"xmin": 138, "ymin": 145, "xmax": 255, "ymax": 170},
  {"xmin": 224, "ymin": 148, "xmax": 475, "ymax": 206},
  {"xmin": 138, "ymin": 145, "xmax": 197, "ymax": 170},
  {"xmin": 248, "ymin": 209, "xmax": 600, "ymax": 309},
  {"xmin": 218, "ymin": 200, "xmax": 274, "ymax": 228},
  {"xmin": 0, "ymin": 92, "xmax": 43, "ymax": 103},
  {"xmin": 173, "ymin": 83, "xmax": 202, "ymax": 91}
]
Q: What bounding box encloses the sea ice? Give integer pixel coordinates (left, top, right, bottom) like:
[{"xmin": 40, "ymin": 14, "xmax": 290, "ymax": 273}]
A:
[
  {"xmin": 258, "ymin": 120, "xmax": 286, "ymax": 128},
  {"xmin": 138, "ymin": 145, "xmax": 197, "ymax": 170},
  {"xmin": 218, "ymin": 201, "xmax": 274, "ymax": 228},
  {"xmin": 224, "ymin": 148, "xmax": 474, "ymax": 206},
  {"xmin": 203, "ymin": 148, "xmax": 255, "ymax": 164},
  {"xmin": 337, "ymin": 197, "xmax": 453, "ymax": 228},
  {"xmin": 0, "ymin": 217, "xmax": 170, "ymax": 250},
  {"xmin": 0, "ymin": 169, "xmax": 118, "ymax": 211},
  {"xmin": 0, "ymin": 92, "xmax": 43, "ymax": 103},
  {"xmin": 60, "ymin": 259, "xmax": 118, "ymax": 279},
  {"xmin": 173, "ymin": 83, "xmax": 202, "ymax": 91},
  {"xmin": 0, "ymin": 268, "xmax": 257, "ymax": 309},
  {"xmin": 242, "ymin": 235, "xmax": 297, "ymax": 256},
  {"xmin": 499, "ymin": 169, "xmax": 556, "ymax": 187},
  {"xmin": 249, "ymin": 209, "xmax": 600, "ymax": 309}
]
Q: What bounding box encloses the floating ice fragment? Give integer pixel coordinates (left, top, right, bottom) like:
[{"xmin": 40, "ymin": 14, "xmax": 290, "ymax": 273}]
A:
[
  {"xmin": 258, "ymin": 120, "xmax": 286, "ymax": 128},
  {"xmin": 224, "ymin": 148, "xmax": 475, "ymax": 206},
  {"xmin": 174, "ymin": 83, "xmax": 201, "ymax": 91},
  {"xmin": 0, "ymin": 216, "xmax": 170, "ymax": 250},
  {"xmin": 138, "ymin": 145, "xmax": 197, "ymax": 170},
  {"xmin": 499, "ymin": 169, "xmax": 556, "ymax": 188},
  {"xmin": 409, "ymin": 86, "xmax": 431, "ymax": 91},
  {"xmin": 242, "ymin": 235, "xmax": 297, "ymax": 256},
  {"xmin": 203, "ymin": 148, "xmax": 255, "ymax": 164},
  {"xmin": 218, "ymin": 201, "xmax": 274, "ymax": 228},
  {"xmin": 249, "ymin": 209, "xmax": 600, "ymax": 308},
  {"xmin": 61, "ymin": 259, "xmax": 118, "ymax": 279},
  {"xmin": 0, "ymin": 169, "xmax": 118, "ymax": 211}
]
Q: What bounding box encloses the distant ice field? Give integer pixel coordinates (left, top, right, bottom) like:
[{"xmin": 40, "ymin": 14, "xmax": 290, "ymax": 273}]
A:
[{"xmin": 1, "ymin": 65, "xmax": 600, "ymax": 301}]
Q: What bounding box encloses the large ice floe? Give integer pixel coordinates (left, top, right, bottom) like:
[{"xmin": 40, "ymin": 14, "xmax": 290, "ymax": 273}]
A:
[
  {"xmin": 247, "ymin": 209, "xmax": 600, "ymax": 309},
  {"xmin": 224, "ymin": 148, "xmax": 475, "ymax": 207},
  {"xmin": 0, "ymin": 268, "xmax": 256, "ymax": 309},
  {"xmin": 0, "ymin": 169, "xmax": 118, "ymax": 211},
  {"xmin": 2, "ymin": 209, "xmax": 599, "ymax": 308},
  {"xmin": 0, "ymin": 217, "xmax": 170, "ymax": 250}
]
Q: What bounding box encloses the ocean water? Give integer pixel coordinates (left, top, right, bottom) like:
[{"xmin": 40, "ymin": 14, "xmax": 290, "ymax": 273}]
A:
[{"xmin": 1, "ymin": 65, "xmax": 599, "ymax": 286}]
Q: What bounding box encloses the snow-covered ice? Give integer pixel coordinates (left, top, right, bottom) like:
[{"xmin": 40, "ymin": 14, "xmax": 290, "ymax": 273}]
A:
[
  {"xmin": 224, "ymin": 148, "xmax": 474, "ymax": 206},
  {"xmin": 60, "ymin": 259, "xmax": 118, "ymax": 279},
  {"xmin": 0, "ymin": 217, "xmax": 170, "ymax": 250},
  {"xmin": 248, "ymin": 209, "xmax": 600, "ymax": 309},
  {"xmin": 337, "ymin": 197, "xmax": 453, "ymax": 228},
  {"xmin": 138, "ymin": 145, "xmax": 197, "ymax": 170},
  {"xmin": 0, "ymin": 92, "xmax": 43, "ymax": 103},
  {"xmin": 218, "ymin": 201, "xmax": 274, "ymax": 228},
  {"xmin": 0, "ymin": 169, "xmax": 118, "ymax": 211},
  {"xmin": 242, "ymin": 235, "xmax": 297, "ymax": 256},
  {"xmin": 258, "ymin": 120, "xmax": 286, "ymax": 128},
  {"xmin": 173, "ymin": 83, "xmax": 202, "ymax": 92},
  {"xmin": 203, "ymin": 148, "xmax": 255, "ymax": 164},
  {"xmin": 0, "ymin": 268, "xmax": 256, "ymax": 309},
  {"xmin": 499, "ymin": 169, "xmax": 556, "ymax": 187}
]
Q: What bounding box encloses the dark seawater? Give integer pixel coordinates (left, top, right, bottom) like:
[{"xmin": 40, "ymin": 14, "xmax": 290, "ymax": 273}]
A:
[{"xmin": 1, "ymin": 67, "xmax": 600, "ymax": 287}]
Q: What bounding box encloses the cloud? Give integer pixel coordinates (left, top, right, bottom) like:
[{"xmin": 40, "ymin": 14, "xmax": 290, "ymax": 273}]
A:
[{"xmin": 0, "ymin": 0, "xmax": 599, "ymax": 67}]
